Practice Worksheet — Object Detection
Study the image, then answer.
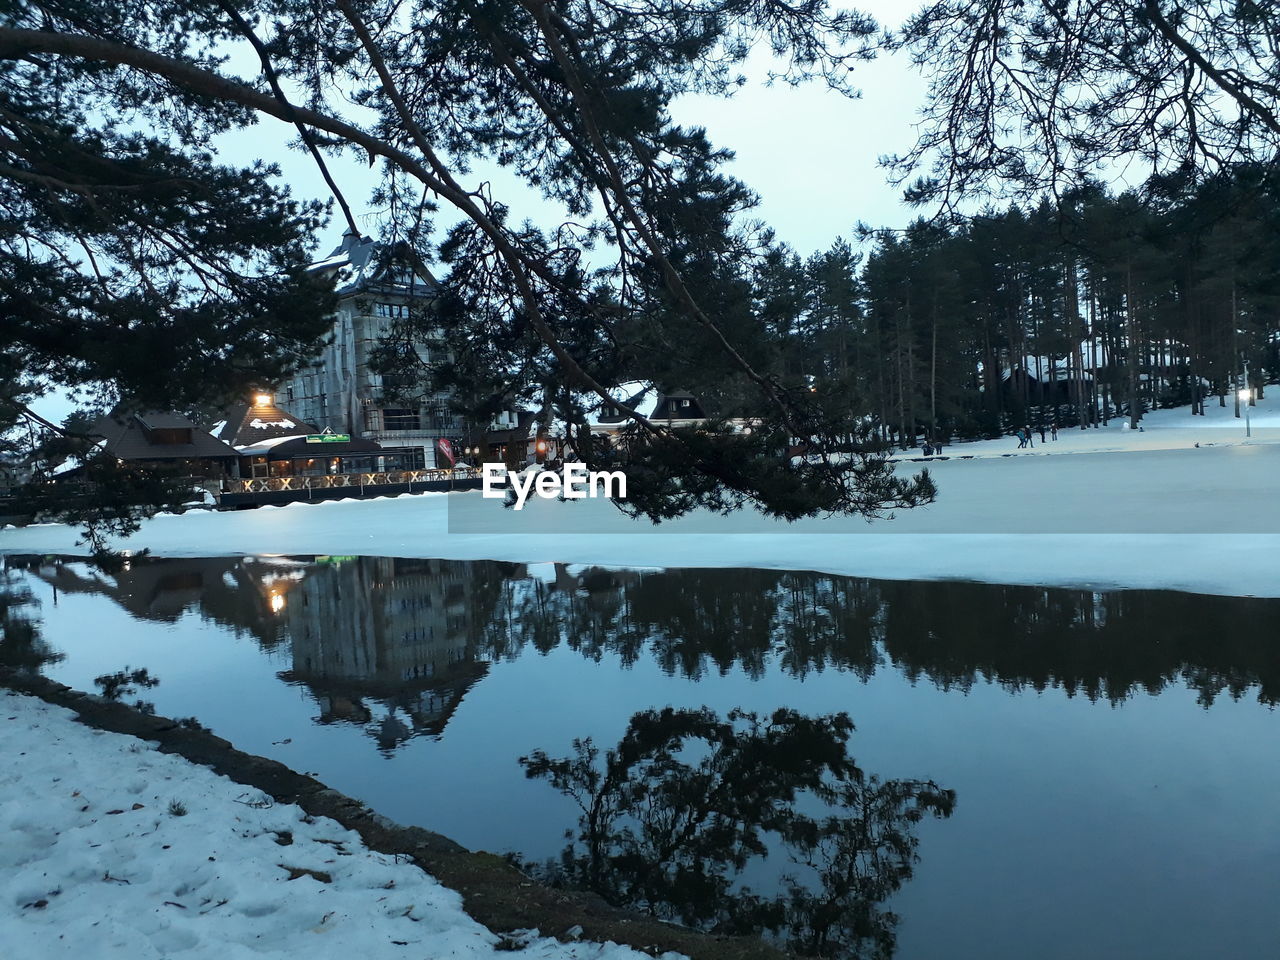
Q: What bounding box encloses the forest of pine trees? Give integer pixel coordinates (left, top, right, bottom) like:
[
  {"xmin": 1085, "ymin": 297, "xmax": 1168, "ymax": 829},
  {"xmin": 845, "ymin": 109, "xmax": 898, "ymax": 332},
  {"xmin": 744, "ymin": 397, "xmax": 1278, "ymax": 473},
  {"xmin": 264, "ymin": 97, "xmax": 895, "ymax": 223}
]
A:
[{"xmin": 770, "ymin": 169, "xmax": 1280, "ymax": 445}]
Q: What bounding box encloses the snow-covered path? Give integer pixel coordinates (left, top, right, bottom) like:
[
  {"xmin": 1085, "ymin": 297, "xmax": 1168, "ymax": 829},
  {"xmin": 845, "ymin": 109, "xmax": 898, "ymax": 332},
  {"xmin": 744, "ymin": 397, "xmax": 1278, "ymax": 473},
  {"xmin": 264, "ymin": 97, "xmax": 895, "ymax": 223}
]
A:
[{"xmin": 1, "ymin": 690, "xmax": 679, "ymax": 960}]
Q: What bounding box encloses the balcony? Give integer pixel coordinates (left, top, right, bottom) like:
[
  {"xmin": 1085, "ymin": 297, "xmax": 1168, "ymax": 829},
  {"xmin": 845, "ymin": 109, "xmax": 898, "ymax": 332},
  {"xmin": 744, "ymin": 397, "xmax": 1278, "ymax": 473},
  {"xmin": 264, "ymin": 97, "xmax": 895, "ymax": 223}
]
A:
[{"xmin": 232, "ymin": 467, "xmax": 479, "ymax": 495}]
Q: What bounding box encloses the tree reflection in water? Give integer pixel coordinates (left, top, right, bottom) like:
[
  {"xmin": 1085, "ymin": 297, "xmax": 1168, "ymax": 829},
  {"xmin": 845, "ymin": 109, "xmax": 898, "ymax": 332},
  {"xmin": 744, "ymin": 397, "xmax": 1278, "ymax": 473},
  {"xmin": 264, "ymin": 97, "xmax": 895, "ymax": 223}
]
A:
[
  {"xmin": 0, "ymin": 562, "xmax": 61, "ymax": 671},
  {"xmin": 13, "ymin": 554, "xmax": 1280, "ymax": 752},
  {"xmin": 518, "ymin": 707, "xmax": 955, "ymax": 959}
]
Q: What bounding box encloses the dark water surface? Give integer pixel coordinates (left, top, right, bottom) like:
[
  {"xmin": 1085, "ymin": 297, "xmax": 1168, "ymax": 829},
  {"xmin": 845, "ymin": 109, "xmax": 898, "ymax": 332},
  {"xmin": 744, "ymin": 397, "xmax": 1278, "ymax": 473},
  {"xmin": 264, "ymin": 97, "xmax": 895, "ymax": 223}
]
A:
[{"xmin": 4, "ymin": 555, "xmax": 1279, "ymax": 959}]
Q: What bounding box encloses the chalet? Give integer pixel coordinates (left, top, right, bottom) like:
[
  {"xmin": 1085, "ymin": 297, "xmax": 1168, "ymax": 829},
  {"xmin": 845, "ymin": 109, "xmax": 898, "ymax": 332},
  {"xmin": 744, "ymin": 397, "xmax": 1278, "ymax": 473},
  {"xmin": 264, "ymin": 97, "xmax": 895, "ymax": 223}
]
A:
[
  {"xmin": 587, "ymin": 383, "xmax": 714, "ymax": 438},
  {"xmin": 651, "ymin": 389, "xmax": 707, "ymax": 421},
  {"xmin": 91, "ymin": 411, "xmax": 238, "ymax": 479}
]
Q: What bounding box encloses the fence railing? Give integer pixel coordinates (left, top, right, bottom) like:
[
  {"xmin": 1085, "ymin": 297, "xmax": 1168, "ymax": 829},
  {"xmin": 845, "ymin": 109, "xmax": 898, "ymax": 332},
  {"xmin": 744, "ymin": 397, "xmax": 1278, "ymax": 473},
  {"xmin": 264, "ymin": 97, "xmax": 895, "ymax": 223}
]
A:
[{"xmin": 232, "ymin": 467, "xmax": 479, "ymax": 495}]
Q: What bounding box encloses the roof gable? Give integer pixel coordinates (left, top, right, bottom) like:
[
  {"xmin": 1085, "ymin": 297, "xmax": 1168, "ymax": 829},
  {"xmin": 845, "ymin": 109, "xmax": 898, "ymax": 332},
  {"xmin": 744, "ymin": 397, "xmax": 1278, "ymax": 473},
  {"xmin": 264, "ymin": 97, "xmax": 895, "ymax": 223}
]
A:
[{"xmin": 216, "ymin": 401, "xmax": 319, "ymax": 447}]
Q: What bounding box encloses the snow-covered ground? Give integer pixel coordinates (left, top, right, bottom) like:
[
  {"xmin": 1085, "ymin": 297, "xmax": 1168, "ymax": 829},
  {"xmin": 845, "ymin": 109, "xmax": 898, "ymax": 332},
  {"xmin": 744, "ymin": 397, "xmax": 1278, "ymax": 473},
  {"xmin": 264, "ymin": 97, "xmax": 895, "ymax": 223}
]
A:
[
  {"xmin": 909, "ymin": 391, "xmax": 1280, "ymax": 459},
  {"xmin": 3, "ymin": 397, "xmax": 1280, "ymax": 598},
  {"xmin": 1, "ymin": 690, "xmax": 680, "ymax": 960}
]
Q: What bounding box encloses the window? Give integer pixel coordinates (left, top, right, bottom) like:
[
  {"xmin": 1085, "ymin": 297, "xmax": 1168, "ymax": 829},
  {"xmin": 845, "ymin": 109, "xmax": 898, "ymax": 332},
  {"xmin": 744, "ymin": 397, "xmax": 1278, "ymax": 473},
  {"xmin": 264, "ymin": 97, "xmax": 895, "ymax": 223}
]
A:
[
  {"xmin": 286, "ymin": 386, "xmax": 294, "ymax": 401},
  {"xmin": 431, "ymin": 404, "xmax": 454, "ymax": 429},
  {"xmin": 363, "ymin": 407, "xmax": 381, "ymax": 432},
  {"xmin": 374, "ymin": 302, "xmax": 410, "ymax": 319},
  {"xmin": 147, "ymin": 427, "xmax": 193, "ymax": 445},
  {"xmin": 381, "ymin": 372, "xmax": 415, "ymax": 396},
  {"xmin": 382, "ymin": 408, "xmax": 421, "ymax": 431}
]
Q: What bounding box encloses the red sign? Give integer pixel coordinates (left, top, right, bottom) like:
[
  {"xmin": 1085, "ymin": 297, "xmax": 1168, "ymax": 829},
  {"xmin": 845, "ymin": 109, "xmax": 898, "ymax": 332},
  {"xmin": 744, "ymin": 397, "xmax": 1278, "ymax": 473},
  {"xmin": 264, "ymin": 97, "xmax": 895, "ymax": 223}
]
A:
[{"xmin": 436, "ymin": 438, "xmax": 456, "ymax": 466}]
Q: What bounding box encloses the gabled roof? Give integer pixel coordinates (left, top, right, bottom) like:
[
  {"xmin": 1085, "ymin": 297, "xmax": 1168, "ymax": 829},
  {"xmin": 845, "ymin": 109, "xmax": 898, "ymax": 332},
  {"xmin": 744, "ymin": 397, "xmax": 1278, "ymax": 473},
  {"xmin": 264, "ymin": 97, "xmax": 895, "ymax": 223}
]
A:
[
  {"xmin": 307, "ymin": 230, "xmax": 438, "ymax": 297},
  {"xmin": 215, "ymin": 401, "xmax": 318, "ymax": 448},
  {"xmin": 132, "ymin": 412, "xmax": 195, "ymax": 430},
  {"xmin": 583, "ymin": 383, "xmax": 710, "ymax": 428},
  {"xmin": 586, "ymin": 381, "xmax": 660, "ymax": 426},
  {"xmin": 91, "ymin": 411, "xmax": 239, "ymax": 461}
]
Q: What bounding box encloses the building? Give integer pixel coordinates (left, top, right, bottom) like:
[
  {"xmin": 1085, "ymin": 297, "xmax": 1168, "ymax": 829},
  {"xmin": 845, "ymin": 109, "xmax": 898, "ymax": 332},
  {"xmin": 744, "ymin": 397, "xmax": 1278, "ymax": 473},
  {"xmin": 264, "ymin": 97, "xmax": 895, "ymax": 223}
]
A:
[
  {"xmin": 90, "ymin": 410, "xmax": 239, "ymax": 482},
  {"xmin": 580, "ymin": 382, "xmax": 720, "ymax": 447},
  {"xmin": 274, "ymin": 231, "xmax": 465, "ymax": 468}
]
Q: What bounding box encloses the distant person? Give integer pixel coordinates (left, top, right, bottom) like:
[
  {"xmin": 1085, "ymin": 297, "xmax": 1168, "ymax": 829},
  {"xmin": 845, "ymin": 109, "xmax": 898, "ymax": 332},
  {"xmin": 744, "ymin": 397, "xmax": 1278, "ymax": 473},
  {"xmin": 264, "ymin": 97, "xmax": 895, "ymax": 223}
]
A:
[
  {"xmin": 1024, "ymin": 425, "xmax": 1034, "ymax": 448},
  {"xmin": 1038, "ymin": 425, "xmax": 1046, "ymax": 444},
  {"xmin": 1051, "ymin": 423, "xmax": 1059, "ymax": 441},
  {"xmin": 1016, "ymin": 428, "xmax": 1027, "ymax": 449}
]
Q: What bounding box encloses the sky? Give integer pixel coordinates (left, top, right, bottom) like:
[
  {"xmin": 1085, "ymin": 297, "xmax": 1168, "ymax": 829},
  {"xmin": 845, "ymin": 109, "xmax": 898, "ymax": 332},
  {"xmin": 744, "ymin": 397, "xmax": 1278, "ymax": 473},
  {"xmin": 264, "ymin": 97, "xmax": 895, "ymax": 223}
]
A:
[{"xmin": 214, "ymin": 0, "xmax": 932, "ymax": 263}]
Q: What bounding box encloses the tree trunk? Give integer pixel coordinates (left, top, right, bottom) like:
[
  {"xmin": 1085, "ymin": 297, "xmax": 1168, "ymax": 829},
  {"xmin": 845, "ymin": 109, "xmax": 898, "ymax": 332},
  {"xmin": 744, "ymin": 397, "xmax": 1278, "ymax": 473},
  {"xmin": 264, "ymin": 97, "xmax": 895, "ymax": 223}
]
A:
[{"xmin": 1126, "ymin": 261, "xmax": 1141, "ymax": 429}]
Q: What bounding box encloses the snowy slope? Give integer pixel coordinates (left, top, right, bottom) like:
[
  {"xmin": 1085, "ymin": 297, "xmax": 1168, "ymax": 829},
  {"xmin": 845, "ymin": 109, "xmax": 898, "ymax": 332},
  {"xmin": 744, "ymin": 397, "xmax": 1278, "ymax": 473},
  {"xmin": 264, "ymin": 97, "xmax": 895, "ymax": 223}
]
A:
[
  {"xmin": 1, "ymin": 690, "xmax": 682, "ymax": 960},
  {"xmin": 912, "ymin": 390, "xmax": 1280, "ymax": 459}
]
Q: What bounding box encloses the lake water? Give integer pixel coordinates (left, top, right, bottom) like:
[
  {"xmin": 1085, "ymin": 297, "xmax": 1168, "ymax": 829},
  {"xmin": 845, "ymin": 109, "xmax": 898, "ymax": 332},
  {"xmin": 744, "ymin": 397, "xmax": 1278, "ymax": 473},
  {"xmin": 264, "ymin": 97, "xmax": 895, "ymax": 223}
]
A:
[{"xmin": 4, "ymin": 554, "xmax": 1278, "ymax": 959}]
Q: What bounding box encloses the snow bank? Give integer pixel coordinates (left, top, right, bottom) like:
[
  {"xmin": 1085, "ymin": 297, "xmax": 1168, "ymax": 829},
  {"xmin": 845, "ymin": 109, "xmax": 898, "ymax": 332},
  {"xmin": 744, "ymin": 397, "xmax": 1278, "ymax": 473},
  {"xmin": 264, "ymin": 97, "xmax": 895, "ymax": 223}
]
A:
[
  {"xmin": 1, "ymin": 690, "xmax": 681, "ymax": 960},
  {"xmin": 4, "ymin": 396, "xmax": 1280, "ymax": 598}
]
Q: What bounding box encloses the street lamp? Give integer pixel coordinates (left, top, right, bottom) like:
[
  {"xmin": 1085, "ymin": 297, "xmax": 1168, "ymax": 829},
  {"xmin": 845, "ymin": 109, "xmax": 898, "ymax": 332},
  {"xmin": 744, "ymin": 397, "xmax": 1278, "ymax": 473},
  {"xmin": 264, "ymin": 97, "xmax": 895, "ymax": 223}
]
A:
[{"xmin": 1239, "ymin": 387, "xmax": 1252, "ymax": 438}]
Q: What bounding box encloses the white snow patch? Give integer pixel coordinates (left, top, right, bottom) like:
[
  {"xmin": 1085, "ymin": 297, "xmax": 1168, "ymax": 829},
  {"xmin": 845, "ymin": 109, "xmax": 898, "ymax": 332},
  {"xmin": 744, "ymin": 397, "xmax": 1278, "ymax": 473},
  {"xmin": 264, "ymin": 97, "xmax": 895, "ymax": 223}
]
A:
[{"xmin": 0, "ymin": 690, "xmax": 684, "ymax": 960}]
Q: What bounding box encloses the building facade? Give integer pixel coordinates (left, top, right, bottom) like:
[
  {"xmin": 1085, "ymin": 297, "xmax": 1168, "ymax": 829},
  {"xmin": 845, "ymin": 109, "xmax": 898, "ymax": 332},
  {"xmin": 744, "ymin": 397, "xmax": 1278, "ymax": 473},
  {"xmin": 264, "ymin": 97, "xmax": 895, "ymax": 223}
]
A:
[{"xmin": 274, "ymin": 231, "xmax": 465, "ymax": 468}]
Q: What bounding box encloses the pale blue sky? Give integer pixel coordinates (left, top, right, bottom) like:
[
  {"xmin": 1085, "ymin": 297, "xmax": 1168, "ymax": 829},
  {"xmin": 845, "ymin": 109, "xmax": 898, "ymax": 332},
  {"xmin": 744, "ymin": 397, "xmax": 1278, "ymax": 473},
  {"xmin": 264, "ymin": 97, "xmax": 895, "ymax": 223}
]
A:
[{"xmin": 215, "ymin": 0, "xmax": 930, "ymax": 261}]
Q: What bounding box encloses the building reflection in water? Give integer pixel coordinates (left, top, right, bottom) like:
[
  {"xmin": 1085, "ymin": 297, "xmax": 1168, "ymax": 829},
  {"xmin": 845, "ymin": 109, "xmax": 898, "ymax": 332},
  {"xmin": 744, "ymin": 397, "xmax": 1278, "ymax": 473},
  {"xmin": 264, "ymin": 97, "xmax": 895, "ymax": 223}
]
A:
[
  {"xmin": 19, "ymin": 554, "xmax": 506, "ymax": 753},
  {"xmin": 15, "ymin": 554, "xmax": 1280, "ymax": 751},
  {"xmin": 276, "ymin": 557, "xmax": 495, "ymax": 753}
]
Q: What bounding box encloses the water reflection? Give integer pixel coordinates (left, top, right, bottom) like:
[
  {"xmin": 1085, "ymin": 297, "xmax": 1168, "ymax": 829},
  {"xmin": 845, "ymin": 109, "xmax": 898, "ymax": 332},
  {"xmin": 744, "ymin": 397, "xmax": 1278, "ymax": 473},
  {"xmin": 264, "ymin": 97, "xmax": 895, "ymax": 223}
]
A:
[
  {"xmin": 0, "ymin": 564, "xmax": 61, "ymax": 671},
  {"xmin": 8, "ymin": 554, "xmax": 1280, "ymax": 959},
  {"xmin": 485, "ymin": 565, "xmax": 1280, "ymax": 706},
  {"xmin": 276, "ymin": 557, "xmax": 496, "ymax": 752},
  {"xmin": 517, "ymin": 706, "xmax": 955, "ymax": 960},
  {"xmin": 11, "ymin": 555, "xmax": 503, "ymax": 753},
  {"xmin": 10, "ymin": 554, "xmax": 1280, "ymax": 747}
]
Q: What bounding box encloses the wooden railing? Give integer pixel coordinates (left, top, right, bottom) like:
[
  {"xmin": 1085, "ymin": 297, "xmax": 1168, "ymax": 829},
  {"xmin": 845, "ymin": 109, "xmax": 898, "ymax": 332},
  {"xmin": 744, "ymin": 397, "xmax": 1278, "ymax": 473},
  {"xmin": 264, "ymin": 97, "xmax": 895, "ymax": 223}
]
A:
[{"xmin": 232, "ymin": 467, "xmax": 479, "ymax": 494}]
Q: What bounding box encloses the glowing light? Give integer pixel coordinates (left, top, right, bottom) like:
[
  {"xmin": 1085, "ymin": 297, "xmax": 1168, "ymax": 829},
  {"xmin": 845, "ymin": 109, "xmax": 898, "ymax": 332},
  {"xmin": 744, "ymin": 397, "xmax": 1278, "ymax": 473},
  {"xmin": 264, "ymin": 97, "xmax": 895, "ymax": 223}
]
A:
[
  {"xmin": 254, "ymin": 393, "xmax": 272, "ymax": 406},
  {"xmin": 1239, "ymin": 388, "xmax": 1252, "ymax": 402},
  {"xmin": 269, "ymin": 592, "xmax": 285, "ymax": 614},
  {"xmin": 536, "ymin": 440, "xmax": 548, "ymax": 453}
]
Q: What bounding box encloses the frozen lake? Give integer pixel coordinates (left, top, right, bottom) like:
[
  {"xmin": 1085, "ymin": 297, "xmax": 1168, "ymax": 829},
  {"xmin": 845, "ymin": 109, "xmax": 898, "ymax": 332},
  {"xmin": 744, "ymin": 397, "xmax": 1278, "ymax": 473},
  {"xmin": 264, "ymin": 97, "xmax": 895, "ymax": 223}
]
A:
[{"xmin": 4, "ymin": 554, "xmax": 1279, "ymax": 959}]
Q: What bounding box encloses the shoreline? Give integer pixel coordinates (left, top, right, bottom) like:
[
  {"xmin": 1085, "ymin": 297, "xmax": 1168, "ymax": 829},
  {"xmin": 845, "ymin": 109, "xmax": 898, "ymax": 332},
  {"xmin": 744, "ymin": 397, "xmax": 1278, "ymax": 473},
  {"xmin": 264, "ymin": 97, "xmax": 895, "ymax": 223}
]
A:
[{"xmin": 1, "ymin": 668, "xmax": 786, "ymax": 960}]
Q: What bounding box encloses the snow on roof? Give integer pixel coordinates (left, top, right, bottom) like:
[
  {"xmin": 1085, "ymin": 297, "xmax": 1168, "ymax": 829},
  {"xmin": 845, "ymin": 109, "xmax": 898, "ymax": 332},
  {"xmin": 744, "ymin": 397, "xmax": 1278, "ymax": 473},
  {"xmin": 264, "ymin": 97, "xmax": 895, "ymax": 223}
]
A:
[
  {"xmin": 583, "ymin": 381, "xmax": 660, "ymax": 427},
  {"xmin": 235, "ymin": 434, "xmax": 310, "ymax": 455},
  {"xmin": 250, "ymin": 417, "xmax": 295, "ymax": 431},
  {"xmin": 307, "ymin": 231, "xmax": 436, "ymax": 297}
]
